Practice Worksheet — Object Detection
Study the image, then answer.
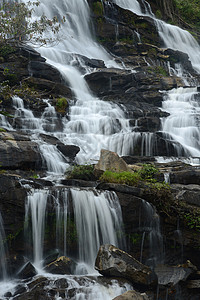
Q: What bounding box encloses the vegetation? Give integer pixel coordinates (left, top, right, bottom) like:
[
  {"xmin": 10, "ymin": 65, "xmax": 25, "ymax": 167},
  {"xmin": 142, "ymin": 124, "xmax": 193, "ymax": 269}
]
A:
[
  {"xmin": 173, "ymin": 0, "xmax": 200, "ymax": 30},
  {"xmin": 66, "ymin": 164, "xmax": 96, "ymax": 181},
  {"xmin": 0, "ymin": 0, "xmax": 65, "ymax": 46},
  {"xmin": 56, "ymin": 97, "xmax": 68, "ymax": 113}
]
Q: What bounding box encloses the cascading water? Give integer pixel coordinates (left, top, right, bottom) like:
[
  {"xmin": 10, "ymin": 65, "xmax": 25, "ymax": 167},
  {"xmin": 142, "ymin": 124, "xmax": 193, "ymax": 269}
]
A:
[
  {"xmin": 25, "ymin": 188, "xmax": 124, "ymax": 272},
  {"xmin": 25, "ymin": 189, "xmax": 49, "ymax": 269},
  {"xmin": 113, "ymin": 0, "xmax": 200, "ymax": 160},
  {"xmin": 161, "ymin": 87, "xmax": 200, "ymax": 158}
]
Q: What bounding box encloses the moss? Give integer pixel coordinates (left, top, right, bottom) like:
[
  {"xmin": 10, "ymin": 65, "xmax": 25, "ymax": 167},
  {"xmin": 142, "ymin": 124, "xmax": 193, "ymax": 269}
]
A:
[
  {"xmin": 92, "ymin": 1, "xmax": 104, "ymax": 17},
  {"xmin": 55, "ymin": 97, "xmax": 68, "ymax": 113},
  {"xmin": 0, "ymin": 44, "xmax": 15, "ymax": 58},
  {"xmin": 66, "ymin": 164, "xmax": 96, "ymax": 181}
]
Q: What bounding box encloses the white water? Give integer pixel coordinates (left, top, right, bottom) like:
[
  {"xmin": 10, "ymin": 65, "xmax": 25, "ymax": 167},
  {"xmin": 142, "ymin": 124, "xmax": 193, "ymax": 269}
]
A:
[
  {"xmin": 113, "ymin": 0, "xmax": 200, "ymax": 72},
  {"xmin": 25, "ymin": 189, "xmax": 48, "ymax": 268},
  {"xmin": 161, "ymin": 87, "xmax": 200, "ymax": 158},
  {"xmin": 113, "ymin": 0, "xmax": 200, "ymax": 159}
]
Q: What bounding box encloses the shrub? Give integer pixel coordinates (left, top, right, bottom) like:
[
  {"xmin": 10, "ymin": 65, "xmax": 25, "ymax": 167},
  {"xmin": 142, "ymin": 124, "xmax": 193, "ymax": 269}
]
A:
[
  {"xmin": 0, "ymin": 1, "xmax": 65, "ymax": 46},
  {"xmin": 56, "ymin": 97, "xmax": 68, "ymax": 113},
  {"xmin": 66, "ymin": 164, "xmax": 95, "ymax": 181},
  {"xmin": 100, "ymin": 170, "xmax": 141, "ymax": 185},
  {"xmin": 138, "ymin": 163, "xmax": 158, "ymax": 180}
]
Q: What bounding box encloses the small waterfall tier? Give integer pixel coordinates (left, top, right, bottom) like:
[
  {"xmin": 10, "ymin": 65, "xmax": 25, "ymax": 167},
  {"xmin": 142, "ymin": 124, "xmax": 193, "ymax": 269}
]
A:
[{"xmin": 24, "ymin": 187, "xmax": 125, "ymax": 273}]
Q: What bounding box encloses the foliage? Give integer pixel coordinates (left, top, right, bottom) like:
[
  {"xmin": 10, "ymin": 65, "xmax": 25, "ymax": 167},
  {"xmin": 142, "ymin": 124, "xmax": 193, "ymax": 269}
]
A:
[
  {"xmin": 56, "ymin": 97, "xmax": 68, "ymax": 113},
  {"xmin": 66, "ymin": 164, "xmax": 95, "ymax": 181},
  {"xmin": 0, "ymin": 44, "xmax": 15, "ymax": 58},
  {"xmin": 0, "ymin": 80, "xmax": 40, "ymax": 100},
  {"xmin": 183, "ymin": 213, "xmax": 200, "ymax": 231},
  {"xmin": 138, "ymin": 163, "xmax": 158, "ymax": 180},
  {"xmin": 173, "ymin": 0, "xmax": 200, "ymax": 30},
  {"xmin": 0, "ymin": 0, "xmax": 65, "ymax": 46},
  {"xmin": 92, "ymin": 1, "xmax": 104, "ymax": 17},
  {"xmin": 100, "ymin": 170, "xmax": 141, "ymax": 185}
]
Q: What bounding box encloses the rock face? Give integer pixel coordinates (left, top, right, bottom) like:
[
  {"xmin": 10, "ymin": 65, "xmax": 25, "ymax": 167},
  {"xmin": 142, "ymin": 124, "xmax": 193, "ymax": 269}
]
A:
[
  {"xmin": 95, "ymin": 244, "xmax": 157, "ymax": 286},
  {"xmin": 0, "ymin": 131, "xmax": 42, "ymax": 170},
  {"xmin": 95, "ymin": 149, "xmax": 130, "ymax": 172},
  {"xmin": 44, "ymin": 256, "xmax": 75, "ymax": 275}
]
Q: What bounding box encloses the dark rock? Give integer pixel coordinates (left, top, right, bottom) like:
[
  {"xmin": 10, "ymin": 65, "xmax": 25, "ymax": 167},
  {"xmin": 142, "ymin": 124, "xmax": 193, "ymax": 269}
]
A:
[
  {"xmin": 44, "ymin": 256, "xmax": 76, "ymax": 275},
  {"xmin": 95, "ymin": 244, "xmax": 157, "ymax": 286},
  {"xmin": 61, "ymin": 179, "xmax": 97, "ymax": 188},
  {"xmin": 0, "ymin": 131, "xmax": 42, "ymax": 170},
  {"xmin": 57, "ymin": 144, "xmax": 80, "ymax": 160},
  {"xmin": 43, "ymin": 250, "xmax": 59, "ymax": 267},
  {"xmin": 17, "ymin": 262, "xmax": 37, "ymax": 279},
  {"xmin": 29, "ymin": 61, "xmax": 63, "ymax": 83},
  {"xmin": 170, "ymin": 169, "xmax": 200, "ymax": 185},
  {"xmin": 113, "ymin": 290, "xmax": 149, "ymax": 300},
  {"xmin": 155, "ymin": 262, "xmax": 197, "ymax": 286}
]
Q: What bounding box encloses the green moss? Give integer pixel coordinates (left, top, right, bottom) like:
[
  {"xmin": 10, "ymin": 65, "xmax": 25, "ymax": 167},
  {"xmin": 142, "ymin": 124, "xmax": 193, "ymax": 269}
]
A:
[
  {"xmin": 100, "ymin": 170, "xmax": 141, "ymax": 185},
  {"xmin": 173, "ymin": 0, "xmax": 200, "ymax": 30},
  {"xmin": 56, "ymin": 97, "xmax": 68, "ymax": 113},
  {"xmin": 93, "ymin": 1, "xmax": 104, "ymax": 17},
  {"xmin": 66, "ymin": 164, "xmax": 95, "ymax": 181},
  {"xmin": 0, "ymin": 44, "xmax": 15, "ymax": 58}
]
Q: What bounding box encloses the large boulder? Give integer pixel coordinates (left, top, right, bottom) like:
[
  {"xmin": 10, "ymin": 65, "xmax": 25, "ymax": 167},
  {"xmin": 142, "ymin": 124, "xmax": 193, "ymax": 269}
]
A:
[
  {"xmin": 95, "ymin": 149, "xmax": 130, "ymax": 173},
  {"xmin": 0, "ymin": 131, "xmax": 42, "ymax": 170},
  {"xmin": 44, "ymin": 256, "xmax": 75, "ymax": 275},
  {"xmin": 95, "ymin": 244, "xmax": 157, "ymax": 286}
]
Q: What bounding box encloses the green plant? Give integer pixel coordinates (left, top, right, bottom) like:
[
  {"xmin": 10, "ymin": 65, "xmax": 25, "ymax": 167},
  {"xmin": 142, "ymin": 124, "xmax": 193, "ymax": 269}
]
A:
[
  {"xmin": 66, "ymin": 164, "xmax": 95, "ymax": 181},
  {"xmin": 93, "ymin": 1, "xmax": 104, "ymax": 17},
  {"xmin": 184, "ymin": 213, "xmax": 200, "ymax": 231},
  {"xmin": 0, "ymin": 1, "xmax": 65, "ymax": 46},
  {"xmin": 138, "ymin": 164, "xmax": 158, "ymax": 180},
  {"xmin": 100, "ymin": 170, "xmax": 141, "ymax": 185},
  {"xmin": 56, "ymin": 97, "xmax": 68, "ymax": 113}
]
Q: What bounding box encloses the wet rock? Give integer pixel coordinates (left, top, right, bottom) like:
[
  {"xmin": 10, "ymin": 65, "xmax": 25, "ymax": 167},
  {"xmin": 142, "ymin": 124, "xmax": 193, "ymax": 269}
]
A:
[
  {"xmin": 170, "ymin": 169, "xmax": 200, "ymax": 185},
  {"xmin": 17, "ymin": 262, "xmax": 37, "ymax": 279},
  {"xmin": 44, "ymin": 256, "xmax": 76, "ymax": 275},
  {"xmin": 95, "ymin": 244, "xmax": 157, "ymax": 286},
  {"xmin": 113, "ymin": 290, "xmax": 149, "ymax": 300},
  {"xmin": 0, "ymin": 131, "xmax": 42, "ymax": 170},
  {"xmin": 29, "ymin": 61, "xmax": 63, "ymax": 83},
  {"xmin": 95, "ymin": 149, "xmax": 130, "ymax": 172},
  {"xmin": 43, "ymin": 250, "xmax": 59, "ymax": 266},
  {"xmin": 155, "ymin": 262, "xmax": 197, "ymax": 286}
]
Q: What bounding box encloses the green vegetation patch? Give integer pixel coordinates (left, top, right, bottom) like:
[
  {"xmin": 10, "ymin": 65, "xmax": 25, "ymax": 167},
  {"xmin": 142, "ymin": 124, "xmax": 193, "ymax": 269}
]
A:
[
  {"xmin": 56, "ymin": 97, "xmax": 68, "ymax": 113},
  {"xmin": 174, "ymin": 0, "xmax": 200, "ymax": 30},
  {"xmin": 66, "ymin": 164, "xmax": 95, "ymax": 181}
]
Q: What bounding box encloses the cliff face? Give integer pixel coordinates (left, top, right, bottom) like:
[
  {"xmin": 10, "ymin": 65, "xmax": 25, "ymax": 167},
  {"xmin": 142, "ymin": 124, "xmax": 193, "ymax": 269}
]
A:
[{"xmin": 0, "ymin": 1, "xmax": 200, "ymax": 298}]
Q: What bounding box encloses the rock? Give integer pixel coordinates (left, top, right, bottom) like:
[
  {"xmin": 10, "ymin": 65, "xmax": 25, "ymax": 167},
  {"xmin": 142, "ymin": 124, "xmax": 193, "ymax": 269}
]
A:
[
  {"xmin": 29, "ymin": 61, "xmax": 63, "ymax": 83},
  {"xmin": 43, "ymin": 250, "xmax": 59, "ymax": 267},
  {"xmin": 17, "ymin": 262, "xmax": 37, "ymax": 279},
  {"xmin": 95, "ymin": 244, "xmax": 157, "ymax": 286},
  {"xmin": 170, "ymin": 169, "xmax": 200, "ymax": 185},
  {"xmin": 44, "ymin": 256, "xmax": 76, "ymax": 275},
  {"xmin": 95, "ymin": 149, "xmax": 130, "ymax": 172},
  {"xmin": 155, "ymin": 262, "xmax": 196, "ymax": 286},
  {"xmin": 0, "ymin": 131, "xmax": 42, "ymax": 170},
  {"xmin": 113, "ymin": 290, "xmax": 149, "ymax": 300}
]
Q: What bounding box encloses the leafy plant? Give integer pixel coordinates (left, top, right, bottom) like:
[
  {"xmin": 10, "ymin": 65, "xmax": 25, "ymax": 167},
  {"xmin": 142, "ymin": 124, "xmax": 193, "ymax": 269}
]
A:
[
  {"xmin": 66, "ymin": 164, "xmax": 95, "ymax": 181},
  {"xmin": 56, "ymin": 97, "xmax": 68, "ymax": 113},
  {"xmin": 138, "ymin": 163, "xmax": 159, "ymax": 180},
  {"xmin": 100, "ymin": 170, "xmax": 141, "ymax": 185},
  {"xmin": 0, "ymin": 1, "xmax": 65, "ymax": 46}
]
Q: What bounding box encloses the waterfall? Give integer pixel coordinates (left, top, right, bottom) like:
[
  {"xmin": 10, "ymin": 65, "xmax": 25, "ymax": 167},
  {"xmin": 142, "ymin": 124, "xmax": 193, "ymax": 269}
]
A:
[
  {"xmin": 139, "ymin": 200, "xmax": 164, "ymax": 267},
  {"xmin": 161, "ymin": 87, "xmax": 200, "ymax": 158},
  {"xmin": 25, "ymin": 189, "xmax": 49, "ymax": 268},
  {"xmin": 25, "ymin": 188, "xmax": 125, "ymax": 273},
  {"xmin": 113, "ymin": 0, "xmax": 200, "ymax": 72}
]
